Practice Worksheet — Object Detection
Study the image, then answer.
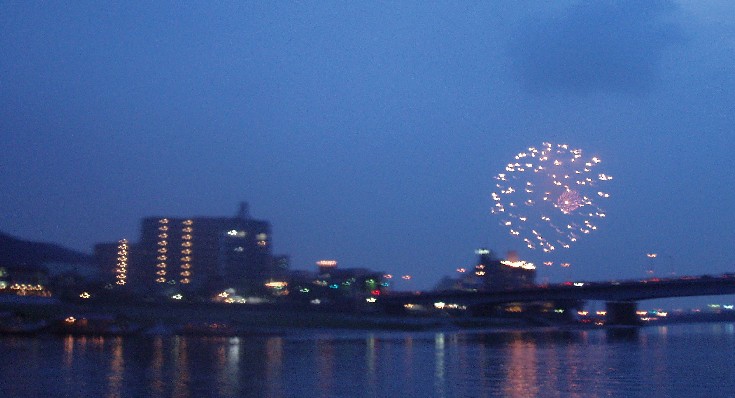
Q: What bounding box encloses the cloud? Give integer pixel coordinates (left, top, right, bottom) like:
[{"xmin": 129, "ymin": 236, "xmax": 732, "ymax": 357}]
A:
[{"xmin": 508, "ymin": 0, "xmax": 683, "ymax": 94}]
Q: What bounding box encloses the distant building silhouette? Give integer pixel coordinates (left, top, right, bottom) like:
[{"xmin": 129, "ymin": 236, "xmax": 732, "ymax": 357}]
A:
[
  {"xmin": 435, "ymin": 248, "xmax": 537, "ymax": 292},
  {"xmin": 474, "ymin": 249, "xmax": 536, "ymax": 291},
  {"xmin": 287, "ymin": 259, "xmax": 387, "ymax": 305}
]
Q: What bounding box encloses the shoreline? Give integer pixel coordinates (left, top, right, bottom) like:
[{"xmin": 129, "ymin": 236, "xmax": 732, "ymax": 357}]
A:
[{"xmin": 2, "ymin": 298, "xmax": 734, "ymax": 337}]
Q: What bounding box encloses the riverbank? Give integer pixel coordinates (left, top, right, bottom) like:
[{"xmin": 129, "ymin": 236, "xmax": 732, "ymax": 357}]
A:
[
  {"xmin": 0, "ymin": 298, "xmax": 553, "ymax": 335},
  {"xmin": 3, "ymin": 298, "xmax": 733, "ymax": 337}
]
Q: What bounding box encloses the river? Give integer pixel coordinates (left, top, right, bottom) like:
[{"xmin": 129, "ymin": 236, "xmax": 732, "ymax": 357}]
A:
[{"xmin": 1, "ymin": 323, "xmax": 733, "ymax": 397}]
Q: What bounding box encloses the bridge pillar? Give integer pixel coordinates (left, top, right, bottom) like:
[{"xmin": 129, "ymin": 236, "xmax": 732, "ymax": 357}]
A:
[{"xmin": 605, "ymin": 301, "xmax": 640, "ymax": 326}]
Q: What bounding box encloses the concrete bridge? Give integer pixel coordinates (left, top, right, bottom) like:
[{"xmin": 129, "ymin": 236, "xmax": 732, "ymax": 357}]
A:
[{"xmin": 382, "ymin": 274, "xmax": 735, "ymax": 325}]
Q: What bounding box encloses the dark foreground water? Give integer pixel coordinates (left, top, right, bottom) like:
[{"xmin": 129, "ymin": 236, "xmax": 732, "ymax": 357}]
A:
[{"xmin": 1, "ymin": 323, "xmax": 734, "ymax": 398}]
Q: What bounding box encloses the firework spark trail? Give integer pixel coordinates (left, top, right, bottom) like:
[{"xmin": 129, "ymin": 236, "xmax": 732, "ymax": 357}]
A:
[{"xmin": 491, "ymin": 142, "xmax": 612, "ymax": 255}]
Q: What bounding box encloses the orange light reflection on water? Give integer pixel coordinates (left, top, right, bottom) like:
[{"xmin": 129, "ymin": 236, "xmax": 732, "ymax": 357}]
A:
[{"xmin": 502, "ymin": 335, "xmax": 539, "ymax": 398}]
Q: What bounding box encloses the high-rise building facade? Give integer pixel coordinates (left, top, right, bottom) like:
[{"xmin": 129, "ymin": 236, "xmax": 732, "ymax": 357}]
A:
[
  {"xmin": 136, "ymin": 203, "xmax": 276, "ymax": 295},
  {"xmin": 93, "ymin": 239, "xmax": 131, "ymax": 287}
]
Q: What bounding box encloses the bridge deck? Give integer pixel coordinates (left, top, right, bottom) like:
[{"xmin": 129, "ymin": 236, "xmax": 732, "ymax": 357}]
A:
[{"xmin": 383, "ymin": 275, "xmax": 735, "ymax": 306}]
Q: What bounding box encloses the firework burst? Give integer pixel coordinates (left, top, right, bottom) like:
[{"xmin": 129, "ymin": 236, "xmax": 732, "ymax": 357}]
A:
[{"xmin": 491, "ymin": 142, "xmax": 612, "ymax": 253}]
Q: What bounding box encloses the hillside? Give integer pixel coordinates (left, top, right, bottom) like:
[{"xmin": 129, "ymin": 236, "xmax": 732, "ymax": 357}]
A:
[{"xmin": 0, "ymin": 232, "xmax": 92, "ymax": 269}]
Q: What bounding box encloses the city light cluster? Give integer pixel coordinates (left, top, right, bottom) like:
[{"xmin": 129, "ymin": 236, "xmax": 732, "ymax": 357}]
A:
[
  {"xmin": 500, "ymin": 260, "xmax": 537, "ymax": 270},
  {"xmin": 316, "ymin": 260, "xmax": 337, "ymax": 268},
  {"xmin": 5, "ymin": 283, "xmax": 51, "ymax": 297},
  {"xmin": 265, "ymin": 281, "xmax": 289, "ymax": 296}
]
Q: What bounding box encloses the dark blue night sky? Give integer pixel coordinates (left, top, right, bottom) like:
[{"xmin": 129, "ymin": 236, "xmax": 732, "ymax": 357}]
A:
[{"xmin": 1, "ymin": 1, "xmax": 734, "ymax": 292}]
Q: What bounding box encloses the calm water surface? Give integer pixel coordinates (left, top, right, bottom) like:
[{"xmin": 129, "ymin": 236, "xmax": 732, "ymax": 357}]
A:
[{"xmin": 1, "ymin": 323, "xmax": 734, "ymax": 398}]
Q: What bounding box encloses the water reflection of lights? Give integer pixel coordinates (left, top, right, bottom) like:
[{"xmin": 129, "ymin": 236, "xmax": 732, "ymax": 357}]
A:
[
  {"xmin": 172, "ymin": 337, "xmax": 190, "ymax": 398},
  {"xmin": 316, "ymin": 340, "xmax": 335, "ymax": 397},
  {"xmin": 434, "ymin": 333, "xmax": 446, "ymax": 397},
  {"xmin": 149, "ymin": 337, "xmax": 164, "ymax": 397},
  {"xmin": 503, "ymin": 337, "xmax": 539, "ymax": 398},
  {"xmin": 403, "ymin": 335, "xmax": 414, "ymax": 392},
  {"xmin": 63, "ymin": 335, "xmax": 74, "ymax": 367},
  {"xmin": 229, "ymin": 337, "xmax": 241, "ymax": 365},
  {"xmin": 106, "ymin": 337, "xmax": 124, "ymax": 398},
  {"xmin": 266, "ymin": 337, "xmax": 284, "ymax": 398},
  {"xmin": 215, "ymin": 337, "xmax": 243, "ymax": 397},
  {"xmin": 365, "ymin": 335, "xmax": 376, "ymax": 373}
]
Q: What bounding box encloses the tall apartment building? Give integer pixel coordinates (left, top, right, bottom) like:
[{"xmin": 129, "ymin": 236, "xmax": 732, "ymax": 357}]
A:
[
  {"xmin": 136, "ymin": 203, "xmax": 276, "ymax": 295},
  {"xmin": 93, "ymin": 238, "xmax": 131, "ymax": 288}
]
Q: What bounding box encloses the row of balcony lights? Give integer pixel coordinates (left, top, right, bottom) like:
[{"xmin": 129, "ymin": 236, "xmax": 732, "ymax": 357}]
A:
[{"xmin": 156, "ymin": 219, "xmax": 194, "ymax": 285}]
